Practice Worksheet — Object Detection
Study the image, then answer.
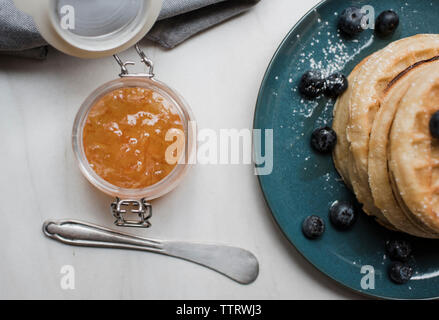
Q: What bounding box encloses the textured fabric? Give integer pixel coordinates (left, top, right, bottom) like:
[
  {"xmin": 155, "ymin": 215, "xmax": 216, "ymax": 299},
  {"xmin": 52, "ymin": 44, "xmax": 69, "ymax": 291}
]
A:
[
  {"xmin": 0, "ymin": 0, "xmax": 259, "ymax": 59},
  {"xmin": 159, "ymin": 0, "xmax": 228, "ymax": 20},
  {"xmin": 149, "ymin": 0, "xmax": 260, "ymax": 48},
  {"xmin": 0, "ymin": 0, "xmax": 45, "ymax": 54}
]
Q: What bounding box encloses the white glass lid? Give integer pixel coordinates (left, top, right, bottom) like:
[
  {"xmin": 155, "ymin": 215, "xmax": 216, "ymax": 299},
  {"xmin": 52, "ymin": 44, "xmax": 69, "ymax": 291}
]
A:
[{"xmin": 13, "ymin": 0, "xmax": 163, "ymax": 58}]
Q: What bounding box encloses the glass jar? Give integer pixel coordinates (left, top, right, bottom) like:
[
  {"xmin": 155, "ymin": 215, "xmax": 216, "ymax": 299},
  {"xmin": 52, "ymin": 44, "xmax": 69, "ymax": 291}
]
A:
[{"xmin": 72, "ymin": 47, "xmax": 196, "ymax": 227}]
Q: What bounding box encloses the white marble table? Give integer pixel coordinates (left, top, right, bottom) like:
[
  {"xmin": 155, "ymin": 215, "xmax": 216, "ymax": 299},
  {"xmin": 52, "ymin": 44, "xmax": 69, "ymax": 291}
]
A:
[{"xmin": 0, "ymin": 0, "xmax": 361, "ymax": 299}]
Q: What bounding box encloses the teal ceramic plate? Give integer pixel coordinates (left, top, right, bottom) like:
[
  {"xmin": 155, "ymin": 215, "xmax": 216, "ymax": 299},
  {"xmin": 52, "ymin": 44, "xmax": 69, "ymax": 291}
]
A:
[{"xmin": 254, "ymin": 0, "xmax": 439, "ymax": 299}]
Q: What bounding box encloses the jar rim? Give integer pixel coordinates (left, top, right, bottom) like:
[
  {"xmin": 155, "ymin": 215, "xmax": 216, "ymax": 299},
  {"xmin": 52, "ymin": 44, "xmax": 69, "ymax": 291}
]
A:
[
  {"xmin": 72, "ymin": 77, "xmax": 196, "ymax": 200},
  {"xmin": 13, "ymin": 0, "xmax": 163, "ymax": 58}
]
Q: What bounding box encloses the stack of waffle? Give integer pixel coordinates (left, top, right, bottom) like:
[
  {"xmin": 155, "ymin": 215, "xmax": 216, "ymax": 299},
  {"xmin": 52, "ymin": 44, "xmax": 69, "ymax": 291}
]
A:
[{"xmin": 333, "ymin": 34, "xmax": 439, "ymax": 238}]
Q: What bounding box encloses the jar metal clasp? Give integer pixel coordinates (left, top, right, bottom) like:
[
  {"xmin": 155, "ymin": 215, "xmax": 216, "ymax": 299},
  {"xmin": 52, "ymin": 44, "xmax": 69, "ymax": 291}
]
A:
[
  {"xmin": 113, "ymin": 44, "xmax": 155, "ymax": 79},
  {"xmin": 111, "ymin": 198, "xmax": 152, "ymax": 228}
]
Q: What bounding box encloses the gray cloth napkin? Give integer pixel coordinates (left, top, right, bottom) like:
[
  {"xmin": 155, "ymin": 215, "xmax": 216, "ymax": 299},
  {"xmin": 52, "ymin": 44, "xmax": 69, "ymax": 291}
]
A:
[{"xmin": 0, "ymin": 0, "xmax": 259, "ymax": 59}]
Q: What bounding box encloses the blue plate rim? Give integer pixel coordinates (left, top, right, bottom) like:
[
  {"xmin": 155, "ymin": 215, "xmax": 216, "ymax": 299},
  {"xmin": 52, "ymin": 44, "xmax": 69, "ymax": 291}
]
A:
[{"xmin": 252, "ymin": 0, "xmax": 438, "ymax": 300}]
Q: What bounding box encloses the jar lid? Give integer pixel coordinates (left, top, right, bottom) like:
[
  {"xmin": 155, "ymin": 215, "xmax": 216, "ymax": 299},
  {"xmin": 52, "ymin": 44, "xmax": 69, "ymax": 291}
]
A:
[{"xmin": 13, "ymin": 0, "xmax": 163, "ymax": 58}]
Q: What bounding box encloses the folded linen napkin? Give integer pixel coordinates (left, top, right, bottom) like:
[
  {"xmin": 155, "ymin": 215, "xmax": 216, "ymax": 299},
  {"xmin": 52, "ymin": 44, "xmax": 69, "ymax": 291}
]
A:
[{"xmin": 0, "ymin": 0, "xmax": 259, "ymax": 59}]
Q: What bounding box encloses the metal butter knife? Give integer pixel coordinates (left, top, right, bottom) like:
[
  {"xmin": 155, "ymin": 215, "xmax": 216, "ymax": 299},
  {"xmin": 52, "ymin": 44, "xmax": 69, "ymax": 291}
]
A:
[{"xmin": 43, "ymin": 219, "xmax": 259, "ymax": 284}]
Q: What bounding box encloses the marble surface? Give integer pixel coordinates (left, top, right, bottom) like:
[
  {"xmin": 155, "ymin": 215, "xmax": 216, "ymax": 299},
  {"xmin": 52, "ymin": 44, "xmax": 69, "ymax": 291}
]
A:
[{"xmin": 0, "ymin": 0, "xmax": 361, "ymax": 299}]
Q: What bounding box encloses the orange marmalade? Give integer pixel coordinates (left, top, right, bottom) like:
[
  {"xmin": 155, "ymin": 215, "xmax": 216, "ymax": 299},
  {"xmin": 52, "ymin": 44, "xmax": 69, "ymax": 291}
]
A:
[{"xmin": 83, "ymin": 87, "xmax": 184, "ymax": 189}]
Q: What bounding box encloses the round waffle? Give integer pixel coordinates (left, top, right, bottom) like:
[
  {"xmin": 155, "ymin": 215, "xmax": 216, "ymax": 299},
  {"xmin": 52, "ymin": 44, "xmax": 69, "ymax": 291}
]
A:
[
  {"xmin": 369, "ymin": 59, "xmax": 439, "ymax": 238},
  {"xmin": 333, "ymin": 60, "xmax": 366, "ymax": 191},
  {"xmin": 389, "ymin": 65, "xmax": 439, "ymax": 234},
  {"xmin": 333, "ymin": 52, "xmax": 391, "ymax": 226}
]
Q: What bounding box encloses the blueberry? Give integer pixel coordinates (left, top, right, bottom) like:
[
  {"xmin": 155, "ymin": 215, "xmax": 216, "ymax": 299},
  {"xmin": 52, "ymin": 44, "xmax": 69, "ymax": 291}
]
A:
[
  {"xmin": 429, "ymin": 111, "xmax": 439, "ymax": 139},
  {"xmin": 338, "ymin": 7, "xmax": 365, "ymax": 36},
  {"xmin": 375, "ymin": 10, "xmax": 399, "ymax": 37},
  {"xmin": 385, "ymin": 240, "xmax": 412, "ymax": 262},
  {"xmin": 329, "ymin": 201, "xmax": 357, "ymax": 230},
  {"xmin": 311, "ymin": 127, "xmax": 337, "ymax": 153},
  {"xmin": 325, "ymin": 72, "xmax": 348, "ymax": 98},
  {"xmin": 389, "ymin": 262, "xmax": 413, "ymax": 284},
  {"xmin": 302, "ymin": 215, "xmax": 325, "ymax": 239},
  {"xmin": 299, "ymin": 70, "xmax": 326, "ymax": 98}
]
